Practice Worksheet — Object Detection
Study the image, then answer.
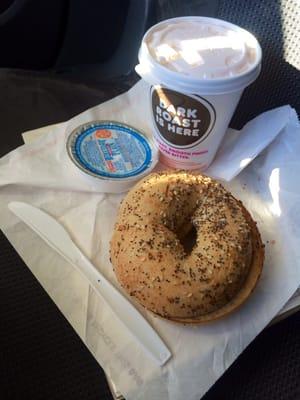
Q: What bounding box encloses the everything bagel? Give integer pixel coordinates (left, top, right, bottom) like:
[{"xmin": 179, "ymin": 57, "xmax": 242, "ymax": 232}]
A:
[{"xmin": 110, "ymin": 171, "xmax": 264, "ymax": 323}]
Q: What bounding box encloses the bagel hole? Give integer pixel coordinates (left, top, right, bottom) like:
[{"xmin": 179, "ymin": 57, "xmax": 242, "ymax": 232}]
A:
[{"xmin": 180, "ymin": 225, "xmax": 197, "ymax": 255}]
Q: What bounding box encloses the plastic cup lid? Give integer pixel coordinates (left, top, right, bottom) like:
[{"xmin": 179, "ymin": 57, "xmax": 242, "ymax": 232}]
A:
[
  {"xmin": 136, "ymin": 16, "xmax": 262, "ymax": 95},
  {"xmin": 66, "ymin": 121, "xmax": 158, "ymax": 193}
]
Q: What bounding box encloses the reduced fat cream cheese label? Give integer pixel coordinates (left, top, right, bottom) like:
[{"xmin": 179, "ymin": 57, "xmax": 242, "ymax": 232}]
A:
[{"xmin": 151, "ymin": 86, "xmax": 216, "ymax": 148}]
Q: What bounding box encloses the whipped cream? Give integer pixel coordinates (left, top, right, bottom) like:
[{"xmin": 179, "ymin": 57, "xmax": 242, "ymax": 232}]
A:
[{"xmin": 146, "ymin": 19, "xmax": 259, "ymax": 79}]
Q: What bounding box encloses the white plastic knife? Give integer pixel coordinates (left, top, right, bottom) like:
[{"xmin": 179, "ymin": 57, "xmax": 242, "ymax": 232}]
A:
[{"xmin": 8, "ymin": 201, "xmax": 171, "ymax": 366}]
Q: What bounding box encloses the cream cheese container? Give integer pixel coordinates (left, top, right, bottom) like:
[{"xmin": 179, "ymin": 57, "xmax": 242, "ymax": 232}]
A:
[{"xmin": 66, "ymin": 121, "xmax": 158, "ymax": 193}]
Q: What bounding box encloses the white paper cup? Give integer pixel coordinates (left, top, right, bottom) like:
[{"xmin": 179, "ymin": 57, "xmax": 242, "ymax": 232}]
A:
[{"xmin": 136, "ymin": 16, "xmax": 262, "ymax": 170}]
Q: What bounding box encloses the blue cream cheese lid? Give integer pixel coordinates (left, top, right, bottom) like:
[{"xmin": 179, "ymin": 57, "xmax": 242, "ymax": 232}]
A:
[{"xmin": 66, "ymin": 121, "xmax": 158, "ymax": 192}]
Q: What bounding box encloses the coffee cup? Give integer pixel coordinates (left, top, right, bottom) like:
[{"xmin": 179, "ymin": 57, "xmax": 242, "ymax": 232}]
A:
[{"xmin": 136, "ymin": 16, "xmax": 262, "ymax": 170}]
